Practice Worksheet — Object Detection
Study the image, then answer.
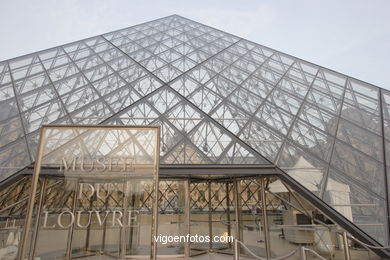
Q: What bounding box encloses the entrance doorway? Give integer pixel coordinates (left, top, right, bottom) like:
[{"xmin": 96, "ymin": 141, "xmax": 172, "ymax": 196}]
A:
[
  {"xmin": 25, "ymin": 176, "xmax": 156, "ymax": 259},
  {"xmin": 157, "ymin": 176, "xmax": 271, "ymax": 259},
  {"xmin": 0, "ymin": 171, "xmax": 378, "ymax": 259}
]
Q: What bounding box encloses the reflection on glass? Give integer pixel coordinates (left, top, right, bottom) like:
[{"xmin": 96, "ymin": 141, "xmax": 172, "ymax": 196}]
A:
[{"xmin": 21, "ymin": 126, "xmax": 158, "ymax": 259}]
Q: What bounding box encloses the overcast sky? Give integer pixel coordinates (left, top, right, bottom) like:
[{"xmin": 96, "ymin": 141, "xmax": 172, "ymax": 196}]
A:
[{"xmin": 1, "ymin": 0, "xmax": 389, "ymax": 89}]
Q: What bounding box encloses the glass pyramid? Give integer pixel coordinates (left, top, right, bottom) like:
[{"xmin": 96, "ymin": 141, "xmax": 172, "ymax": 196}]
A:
[{"xmin": 0, "ymin": 14, "xmax": 389, "ymax": 246}]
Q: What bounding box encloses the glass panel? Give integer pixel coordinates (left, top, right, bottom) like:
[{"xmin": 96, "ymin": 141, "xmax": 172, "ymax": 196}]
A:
[
  {"xmin": 170, "ymin": 75, "xmax": 202, "ymax": 97},
  {"xmin": 205, "ymin": 75, "xmax": 236, "ymax": 99},
  {"xmin": 148, "ymin": 88, "xmax": 180, "ymax": 115},
  {"xmin": 17, "ymin": 85, "xmax": 57, "ymax": 112},
  {"xmin": 278, "ymin": 77, "xmax": 309, "ymax": 100},
  {"xmin": 188, "ymin": 87, "xmax": 222, "ymax": 114},
  {"xmin": 325, "ymin": 168, "xmax": 388, "ymax": 245},
  {"xmin": 22, "ymin": 126, "xmax": 158, "ymax": 259},
  {"xmin": 286, "ymin": 61, "xmax": 318, "ymax": 84},
  {"xmin": 0, "ymin": 140, "xmax": 31, "ymax": 181},
  {"xmin": 255, "ymin": 102, "xmax": 294, "ymax": 136},
  {"xmin": 212, "ymin": 102, "xmax": 249, "ymax": 135},
  {"xmin": 157, "ymin": 180, "xmax": 186, "ymax": 255},
  {"xmin": 289, "ymin": 120, "xmax": 334, "ymax": 162},
  {"xmin": 189, "ymin": 181, "xmax": 212, "ymax": 252},
  {"xmin": 166, "ymin": 102, "xmax": 204, "ymax": 134},
  {"xmin": 0, "ymin": 63, "xmax": 12, "ymax": 86},
  {"xmin": 307, "ymin": 88, "xmax": 342, "ymax": 114},
  {"xmin": 277, "ymin": 141, "xmax": 328, "ymax": 195},
  {"xmin": 331, "ymin": 141, "xmax": 385, "ymax": 197},
  {"xmin": 10, "ymin": 59, "xmax": 44, "ymax": 81},
  {"xmin": 236, "ymin": 179, "xmax": 262, "ymax": 256},
  {"xmin": 382, "ymin": 89, "xmax": 390, "ymax": 141},
  {"xmin": 341, "ymin": 103, "xmax": 380, "ymax": 135},
  {"xmin": 239, "ymin": 120, "xmax": 283, "ymax": 161},
  {"xmin": 266, "ymin": 88, "xmax": 302, "ymax": 116},
  {"xmin": 299, "ymin": 102, "xmax": 338, "ymax": 136},
  {"xmin": 267, "ymin": 175, "xmax": 380, "ymax": 260},
  {"xmin": 228, "ymin": 88, "xmax": 263, "ymax": 114},
  {"xmin": 0, "ymin": 116, "xmax": 24, "ymax": 147},
  {"xmin": 20, "ymin": 99, "xmax": 67, "ymax": 134},
  {"xmin": 336, "ymin": 119, "xmax": 383, "ymax": 161},
  {"xmin": 0, "ymin": 176, "xmax": 36, "ymax": 259},
  {"xmin": 189, "ymin": 181, "xmax": 234, "ymax": 254}
]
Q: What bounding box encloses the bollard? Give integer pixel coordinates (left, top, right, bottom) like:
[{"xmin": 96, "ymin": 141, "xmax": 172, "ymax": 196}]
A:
[{"xmin": 234, "ymin": 239, "xmax": 239, "ymax": 260}]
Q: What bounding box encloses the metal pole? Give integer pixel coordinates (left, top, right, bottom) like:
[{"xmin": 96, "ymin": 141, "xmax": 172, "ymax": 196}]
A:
[
  {"xmin": 121, "ymin": 180, "xmax": 129, "ymax": 258},
  {"xmin": 208, "ymin": 181, "xmax": 213, "ymax": 250},
  {"xmin": 101, "ymin": 186, "xmax": 109, "ymax": 252},
  {"xmin": 184, "ymin": 178, "xmax": 190, "ymax": 258},
  {"xmin": 226, "ymin": 182, "xmax": 232, "ymax": 248},
  {"xmin": 379, "ymin": 88, "xmax": 390, "ymax": 246},
  {"xmin": 17, "ymin": 127, "xmax": 47, "ymax": 260},
  {"xmin": 234, "ymin": 239, "xmax": 239, "ymax": 260},
  {"xmin": 66, "ymin": 178, "xmax": 80, "ymax": 259},
  {"xmin": 233, "ymin": 179, "xmax": 241, "ymax": 256},
  {"xmin": 261, "ymin": 178, "xmax": 271, "ymax": 259},
  {"xmin": 85, "ymin": 195, "xmax": 93, "ymax": 251},
  {"xmin": 342, "ymin": 232, "xmax": 351, "ymax": 260},
  {"xmin": 151, "ymin": 127, "xmax": 160, "ymax": 260},
  {"xmin": 128, "ymin": 182, "xmax": 136, "ymax": 255},
  {"xmin": 29, "ymin": 177, "xmax": 47, "ymax": 260},
  {"xmin": 151, "ymin": 175, "xmax": 159, "ymax": 260},
  {"xmin": 300, "ymin": 246, "xmax": 307, "ymax": 260}
]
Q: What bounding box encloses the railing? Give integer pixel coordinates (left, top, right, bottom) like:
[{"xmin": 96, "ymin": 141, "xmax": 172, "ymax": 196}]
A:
[
  {"xmin": 234, "ymin": 239, "xmax": 297, "ymax": 260},
  {"xmin": 334, "ymin": 230, "xmax": 390, "ymax": 260},
  {"xmin": 300, "ymin": 247, "xmax": 326, "ymax": 260},
  {"xmin": 341, "ymin": 232, "xmax": 390, "ymax": 250},
  {"xmin": 233, "ymin": 239, "xmax": 331, "ymax": 260},
  {"xmin": 232, "ymin": 228, "xmax": 390, "ymax": 260}
]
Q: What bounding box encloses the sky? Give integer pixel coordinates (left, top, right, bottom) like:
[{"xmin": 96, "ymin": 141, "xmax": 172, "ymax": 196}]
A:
[{"xmin": 0, "ymin": 0, "xmax": 389, "ymax": 89}]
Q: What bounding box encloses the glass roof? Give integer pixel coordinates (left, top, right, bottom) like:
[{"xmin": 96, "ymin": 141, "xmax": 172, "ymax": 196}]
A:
[{"xmin": 0, "ymin": 14, "xmax": 389, "ymax": 245}]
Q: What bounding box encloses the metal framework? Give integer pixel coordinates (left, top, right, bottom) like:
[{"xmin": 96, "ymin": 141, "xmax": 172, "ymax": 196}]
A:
[{"xmin": 0, "ymin": 14, "xmax": 390, "ymax": 255}]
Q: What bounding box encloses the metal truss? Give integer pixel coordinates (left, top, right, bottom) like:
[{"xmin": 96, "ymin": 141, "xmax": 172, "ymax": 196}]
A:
[{"xmin": 0, "ymin": 14, "xmax": 390, "ymax": 248}]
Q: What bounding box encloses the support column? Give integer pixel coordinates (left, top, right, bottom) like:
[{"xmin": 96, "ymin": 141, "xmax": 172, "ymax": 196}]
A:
[
  {"xmin": 17, "ymin": 127, "xmax": 47, "ymax": 260},
  {"xmin": 66, "ymin": 178, "xmax": 80, "ymax": 259},
  {"xmin": 208, "ymin": 181, "xmax": 213, "ymax": 250},
  {"xmin": 226, "ymin": 182, "xmax": 232, "ymax": 248},
  {"xmin": 29, "ymin": 177, "xmax": 47, "ymax": 260},
  {"xmin": 233, "ymin": 179, "xmax": 241, "ymax": 256},
  {"xmin": 151, "ymin": 171, "xmax": 159, "ymax": 260},
  {"xmin": 234, "ymin": 239, "xmax": 239, "ymax": 260},
  {"xmin": 101, "ymin": 186, "xmax": 109, "ymax": 252},
  {"xmin": 342, "ymin": 232, "xmax": 351, "ymax": 260},
  {"xmin": 120, "ymin": 181, "xmax": 129, "ymax": 258},
  {"xmin": 261, "ymin": 177, "xmax": 271, "ymax": 259},
  {"xmin": 300, "ymin": 246, "xmax": 307, "ymax": 260},
  {"xmin": 184, "ymin": 178, "xmax": 190, "ymax": 258},
  {"xmin": 128, "ymin": 182, "xmax": 137, "ymax": 255}
]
